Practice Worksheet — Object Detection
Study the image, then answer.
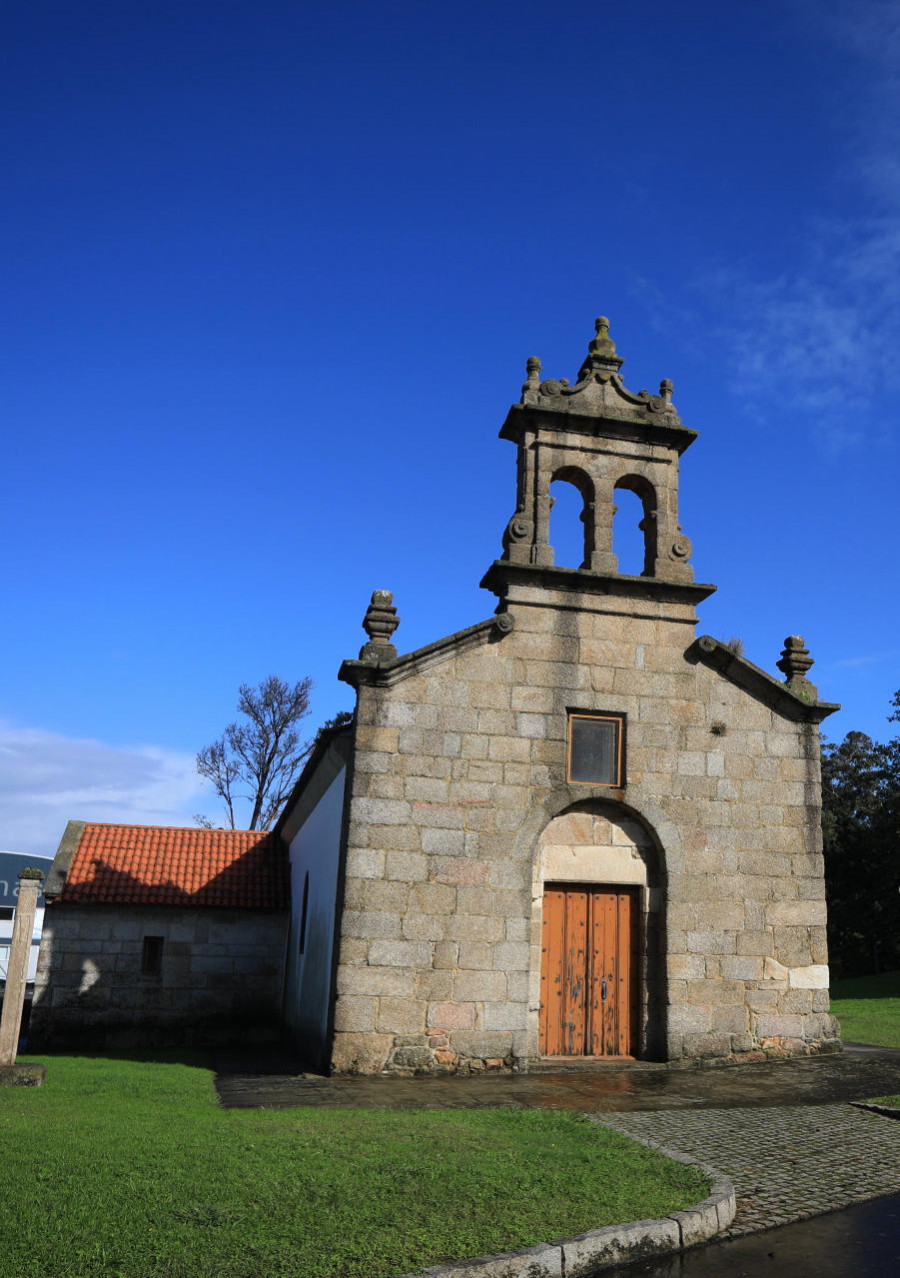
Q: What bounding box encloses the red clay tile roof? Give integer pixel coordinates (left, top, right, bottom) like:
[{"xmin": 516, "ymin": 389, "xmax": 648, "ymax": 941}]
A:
[{"xmin": 59, "ymin": 823, "xmax": 288, "ymax": 908}]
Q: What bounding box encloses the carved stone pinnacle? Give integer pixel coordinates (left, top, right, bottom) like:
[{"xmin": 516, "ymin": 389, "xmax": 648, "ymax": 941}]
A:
[
  {"xmin": 776, "ymin": 635, "xmax": 817, "ymax": 698},
  {"xmin": 578, "ymin": 314, "xmax": 624, "ymax": 381},
  {"xmin": 521, "ymin": 356, "xmax": 542, "ymax": 399},
  {"xmin": 589, "ymin": 317, "xmax": 616, "ymax": 356},
  {"xmin": 359, "ymin": 590, "xmax": 400, "ymax": 663}
]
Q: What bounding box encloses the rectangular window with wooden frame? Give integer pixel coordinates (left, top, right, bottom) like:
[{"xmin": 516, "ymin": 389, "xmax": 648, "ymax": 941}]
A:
[{"xmin": 567, "ymin": 713, "xmax": 625, "ymax": 787}]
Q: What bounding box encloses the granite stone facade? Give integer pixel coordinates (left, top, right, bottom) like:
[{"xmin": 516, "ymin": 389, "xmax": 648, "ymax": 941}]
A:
[
  {"xmin": 325, "ymin": 318, "xmax": 840, "ymax": 1075},
  {"xmin": 31, "ymin": 904, "xmax": 287, "ymax": 1048}
]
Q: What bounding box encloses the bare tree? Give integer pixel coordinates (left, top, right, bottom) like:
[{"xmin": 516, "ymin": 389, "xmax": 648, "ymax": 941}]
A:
[{"xmin": 194, "ymin": 675, "xmax": 314, "ymax": 830}]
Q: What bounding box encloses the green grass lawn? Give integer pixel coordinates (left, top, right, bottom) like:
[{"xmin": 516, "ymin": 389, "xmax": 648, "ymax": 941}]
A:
[
  {"xmin": 0, "ymin": 1054, "xmax": 708, "ymax": 1278},
  {"xmin": 830, "ymin": 969, "xmax": 900, "ymax": 1049}
]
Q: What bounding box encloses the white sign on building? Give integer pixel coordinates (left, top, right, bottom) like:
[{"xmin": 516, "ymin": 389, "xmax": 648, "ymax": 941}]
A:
[{"xmin": 0, "ymin": 852, "xmax": 53, "ymax": 986}]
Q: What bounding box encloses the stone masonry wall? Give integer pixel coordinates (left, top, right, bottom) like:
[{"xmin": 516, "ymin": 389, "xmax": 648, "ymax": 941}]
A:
[
  {"xmin": 30, "ymin": 905, "xmax": 288, "ymax": 1049},
  {"xmin": 332, "ymin": 590, "xmax": 838, "ymax": 1074}
]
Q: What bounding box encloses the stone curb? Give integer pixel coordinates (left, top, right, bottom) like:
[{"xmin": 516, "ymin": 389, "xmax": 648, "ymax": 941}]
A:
[
  {"xmin": 849, "ymin": 1100, "xmax": 900, "ymax": 1121},
  {"xmin": 395, "ymin": 1120, "xmax": 736, "ymax": 1278}
]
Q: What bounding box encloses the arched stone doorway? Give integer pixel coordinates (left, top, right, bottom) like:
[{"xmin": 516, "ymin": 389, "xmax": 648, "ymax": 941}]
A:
[{"xmin": 531, "ymin": 801, "xmax": 665, "ymax": 1061}]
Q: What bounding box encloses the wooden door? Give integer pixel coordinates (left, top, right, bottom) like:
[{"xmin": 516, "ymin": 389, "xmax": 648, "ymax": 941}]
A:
[{"xmin": 539, "ymin": 883, "xmax": 639, "ymax": 1057}]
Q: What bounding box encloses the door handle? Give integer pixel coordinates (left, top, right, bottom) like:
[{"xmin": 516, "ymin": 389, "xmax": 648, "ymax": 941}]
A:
[{"xmin": 601, "ymin": 978, "xmax": 608, "ymax": 1002}]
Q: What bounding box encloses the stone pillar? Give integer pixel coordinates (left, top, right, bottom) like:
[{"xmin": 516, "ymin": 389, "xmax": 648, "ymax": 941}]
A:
[{"xmin": 0, "ymin": 870, "xmax": 43, "ymax": 1066}]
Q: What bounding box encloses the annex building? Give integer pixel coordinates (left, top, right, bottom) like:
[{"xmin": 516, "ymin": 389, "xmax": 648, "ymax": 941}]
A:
[{"xmin": 30, "ymin": 822, "xmax": 287, "ymax": 1047}]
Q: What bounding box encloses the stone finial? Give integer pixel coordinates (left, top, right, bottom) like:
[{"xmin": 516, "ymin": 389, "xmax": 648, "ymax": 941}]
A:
[
  {"xmin": 578, "ymin": 315, "xmax": 625, "ymax": 381},
  {"xmin": 777, "ymin": 636, "xmax": 818, "ymax": 699},
  {"xmin": 659, "ymin": 378, "xmax": 674, "ymax": 404},
  {"xmin": 521, "ymin": 356, "xmax": 542, "ymax": 400},
  {"xmin": 359, "ymin": 590, "xmax": 400, "ymax": 663},
  {"xmin": 589, "ymin": 317, "xmax": 617, "ymax": 358}
]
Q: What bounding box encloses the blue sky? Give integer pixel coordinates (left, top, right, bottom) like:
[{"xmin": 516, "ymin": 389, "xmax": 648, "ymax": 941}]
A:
[{"xmin": 4, "ymin": 0, "xmax": 900, "ymax": 853}]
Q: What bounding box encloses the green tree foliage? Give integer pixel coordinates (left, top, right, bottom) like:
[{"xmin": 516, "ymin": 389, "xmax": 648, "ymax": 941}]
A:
[
  {"xmin": 313, "ymin": 710, "xmax": 354, "ymax": 743},
  {"xmin": 821, "ymin": 693, "xmax": 900, "ymax": 977}
]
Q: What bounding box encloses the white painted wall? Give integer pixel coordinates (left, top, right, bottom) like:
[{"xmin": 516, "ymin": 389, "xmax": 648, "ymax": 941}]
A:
[{"xmin": 281, "ymin": 735, "xmax": 350, "ymax": 1070}]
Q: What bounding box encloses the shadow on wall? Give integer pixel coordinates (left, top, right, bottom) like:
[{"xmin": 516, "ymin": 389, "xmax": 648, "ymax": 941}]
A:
[{"xmin": 31, "ymin": 853, "xmax": 288, "ymax": 1052}]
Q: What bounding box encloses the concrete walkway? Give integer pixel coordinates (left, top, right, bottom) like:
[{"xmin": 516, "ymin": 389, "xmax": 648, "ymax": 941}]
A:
[{"xmin": 215, "ymin": 1045, "xmax": 900, "ymax": 1238}]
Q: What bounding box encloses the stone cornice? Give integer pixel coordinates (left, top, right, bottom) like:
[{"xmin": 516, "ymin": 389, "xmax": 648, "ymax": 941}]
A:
[
  {"xmin": 338, "ymin": 615, "xmax": 514, "ymax": 689},
  {"xmin": 691, "ymin": 636, "xmax": 840, "ymax": 723},
  {"xmin": 480, "ymin": 560, "xmax": 717, "ymax": 608},
  {"xmin": 500, "ymin": 402, "xmax": 698, "ymax": 455}
]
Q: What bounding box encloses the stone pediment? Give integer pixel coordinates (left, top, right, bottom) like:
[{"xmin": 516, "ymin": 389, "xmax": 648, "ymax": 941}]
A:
[
  {"xmin": 502, "ymin": 318, "xmax": 697, "ymax": 451},
  {"xmin": 691, "ymin": 635, "xmax": 840, "ymax": 723},
  {"xmin": 524, "ymin": 365, "xmax": 681, "ymax": 424}
]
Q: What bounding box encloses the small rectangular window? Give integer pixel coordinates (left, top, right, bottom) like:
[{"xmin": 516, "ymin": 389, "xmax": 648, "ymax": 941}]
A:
[
  {"xmin": 568, "ymin": 714, "xmax": 624, "ymax": 786},
  {"xmin": 141, "ymin": 935, "xmax": 164, "ymax": 975}
]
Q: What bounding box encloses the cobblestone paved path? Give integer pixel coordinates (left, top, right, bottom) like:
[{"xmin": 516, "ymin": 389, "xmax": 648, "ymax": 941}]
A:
[{"xmin": 597, "ymin": 1103, "xmax": 900, "ymax": 1237}]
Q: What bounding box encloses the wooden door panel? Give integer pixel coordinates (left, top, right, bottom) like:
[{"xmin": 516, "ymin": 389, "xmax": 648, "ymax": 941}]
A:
[
  {"xmin": 540, "ymin": 883, "xmax": 639, "ymax": 1058},
  {"xmin": 539, "ymin": 888, "xmax": 564, "ymax": 1056},
  {"xmin": 602, "ymin": 888, "xmax": 620, "ymax": 1055},
  {"xmin": 615, "ymin": 890, "xmax": 631, "ymax": 1056},
  {"xmin": 563, "ymin": 888, "xmax": 588, "ymax": 1055}
]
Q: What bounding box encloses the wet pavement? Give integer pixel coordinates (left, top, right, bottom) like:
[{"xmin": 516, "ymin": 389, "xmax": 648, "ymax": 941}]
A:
[
  {"xmin": 604, "ymin": 1192, "xmax": 900, "ymax": 1278},
  {"xmin": 215, "ymin": 1043, "xmax": 900, "ymax": 1113}
]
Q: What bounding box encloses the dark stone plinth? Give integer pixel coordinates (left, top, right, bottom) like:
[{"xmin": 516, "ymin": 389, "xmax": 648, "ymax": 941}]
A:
[{"xmin": 0, "ymin": 1062, "xmax": 47, "ymax": 1087}]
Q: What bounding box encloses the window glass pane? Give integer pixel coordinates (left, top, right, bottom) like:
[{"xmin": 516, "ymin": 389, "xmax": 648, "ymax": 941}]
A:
[{"xmin": 570, "ymin": 717, "xmax": 619, "ymax": 784}]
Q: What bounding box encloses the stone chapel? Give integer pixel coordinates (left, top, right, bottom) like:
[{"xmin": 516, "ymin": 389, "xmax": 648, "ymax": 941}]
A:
[{"xmin": 277, "ymin": 317, "xmax": 842, "ymax": 1075}]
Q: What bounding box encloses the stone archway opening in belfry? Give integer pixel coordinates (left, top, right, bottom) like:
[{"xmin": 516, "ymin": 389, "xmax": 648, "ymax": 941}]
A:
[
  {"xmin": 533, "ymin": 801, "xmax": 666, "ymax": 1062},
  {"xmin": 613, "ymin": 475, "xmax": 657, "ymax": 576},
  {"xmin": 549, "ymin": 466, "xmax": 593, "ymax": 570}
]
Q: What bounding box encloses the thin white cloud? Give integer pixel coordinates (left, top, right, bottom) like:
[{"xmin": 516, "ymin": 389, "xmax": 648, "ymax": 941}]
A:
[
  {"xmin": 827, "ymin": 649, "xmax": 900, "ymax": 669},
  {"xmin": 815, "ymin": 0, "xmax": 900, "ymax": 72},
  {"xmin": 705, "ymin": 2, "xmax": 900, "ymax": 447},
  {"xmin": 0, "ymin": 721, "xmax": 208, "ymax": 859}
]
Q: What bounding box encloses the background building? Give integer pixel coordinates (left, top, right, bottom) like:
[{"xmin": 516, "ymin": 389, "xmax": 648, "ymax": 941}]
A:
[{"xmin": 0, "ymin": 850, "xmax": 53, "ymax": 1044}]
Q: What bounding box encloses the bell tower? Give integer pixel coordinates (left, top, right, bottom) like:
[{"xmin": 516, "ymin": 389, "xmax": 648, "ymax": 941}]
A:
[{"xmin": 482, "ymin": 317, "xmax": 715, "ymax": 611}]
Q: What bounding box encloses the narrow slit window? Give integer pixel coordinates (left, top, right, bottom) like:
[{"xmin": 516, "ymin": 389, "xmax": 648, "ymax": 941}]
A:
[
  {"xmin": 141, "ymin": 935, "xmax": 164, "ymax": 975},
  {"xmin": 299, "ymin": 872, "xmax": 310, "ymax": 955},
  {"xmin": 568, "ymin": 714, "xmax": 624, "ymax": 786}
]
